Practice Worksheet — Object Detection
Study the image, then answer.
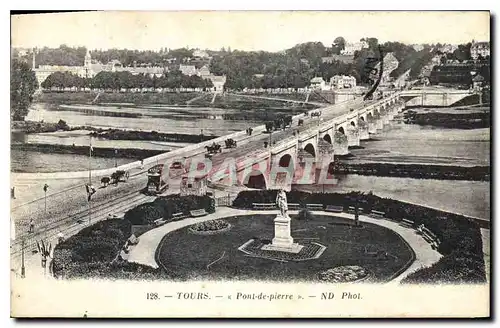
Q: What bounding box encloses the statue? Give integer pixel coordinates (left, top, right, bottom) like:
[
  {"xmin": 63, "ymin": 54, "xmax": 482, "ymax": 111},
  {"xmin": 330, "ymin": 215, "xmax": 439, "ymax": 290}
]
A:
[{"xmin": 275, "ymin": 189, "xmax": 288, "ymax": 217}]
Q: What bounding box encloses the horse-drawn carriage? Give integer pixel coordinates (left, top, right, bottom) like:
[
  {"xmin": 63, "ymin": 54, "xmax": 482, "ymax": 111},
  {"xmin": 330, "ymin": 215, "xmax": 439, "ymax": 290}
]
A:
[
  {"xmin": 205, "ymin": 142, "xmax": 222, "ymax": 154},
  {"xmin": 225, "ymin": 138, "xmax": 237, "ymax": 148},
  {"xmin": 298, "ymin": 118, "xmax": 304, "ymax": 126},
  {"xmin": 265, "ymin": 121, "xmax": 275, "ymax": 133},
  {"xmin": 101, "ymin": 169, "xmax": 130, "ymax": 187}
]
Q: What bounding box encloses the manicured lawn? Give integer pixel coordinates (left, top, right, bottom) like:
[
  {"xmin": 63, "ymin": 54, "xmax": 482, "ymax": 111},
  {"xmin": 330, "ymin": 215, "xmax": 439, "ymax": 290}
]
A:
[{"xmin": 156, "ymin": 214, "xmax": 415, "ymax": 282}]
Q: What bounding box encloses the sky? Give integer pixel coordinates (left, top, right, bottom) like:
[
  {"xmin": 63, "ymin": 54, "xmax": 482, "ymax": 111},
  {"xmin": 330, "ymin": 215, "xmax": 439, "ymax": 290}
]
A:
[{"xmin": 11, "ymin": 11, "xmax": 490, "ymax": 52}]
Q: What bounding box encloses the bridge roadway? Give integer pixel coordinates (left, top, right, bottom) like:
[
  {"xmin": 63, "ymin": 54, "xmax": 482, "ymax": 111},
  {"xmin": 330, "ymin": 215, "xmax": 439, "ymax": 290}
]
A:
[{"xmin": 10, "ymin": 95, "xmax": 381, "ymax": 273}]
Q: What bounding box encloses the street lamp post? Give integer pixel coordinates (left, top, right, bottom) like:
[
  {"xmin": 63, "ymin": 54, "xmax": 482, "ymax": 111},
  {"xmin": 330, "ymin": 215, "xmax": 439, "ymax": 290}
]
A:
[
  {"xmin": 21, "ymin": 239, "xmax": 25, "ymax": 278},
  {"xmin": 43, "ymin": 184, "xmax": 48, "ymax": 214}
]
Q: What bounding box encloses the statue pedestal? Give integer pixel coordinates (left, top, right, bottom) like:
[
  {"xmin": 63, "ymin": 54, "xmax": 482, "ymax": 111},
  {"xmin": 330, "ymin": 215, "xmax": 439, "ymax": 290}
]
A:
[{"xmin": 261, "ymin": 214, "xmax": 303, "ymax": 253}]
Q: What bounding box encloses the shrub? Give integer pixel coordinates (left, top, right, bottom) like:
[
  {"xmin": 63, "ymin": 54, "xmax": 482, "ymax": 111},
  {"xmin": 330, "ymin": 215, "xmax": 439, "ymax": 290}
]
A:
[
  {"xmin": 192, "ymin": 219, "xmax": 229, "ymax": 232},
  {"xmin": 53, "ymin": 219, "xmax": 132, "ymax": 278},
  {"xmin": 70, "ymin": 237, "xmax": 120, "ymax": 263},
  {"xmin": 123, "ymin": 202, "xmax": 165, "ymax": 225},
  {"xmin": 56, "ymin": 119, "xmax": 70, "ymax": 130},
  {"xmin": 207, "ymin": 197, "xmax": 216, "ymax": 214}
]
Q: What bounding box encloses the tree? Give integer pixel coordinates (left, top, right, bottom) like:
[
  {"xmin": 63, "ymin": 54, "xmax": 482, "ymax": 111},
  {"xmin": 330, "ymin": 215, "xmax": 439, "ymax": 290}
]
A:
[
  {"xmin": 332, "ymin": 36, "xmax": 346, "ymax": 55},
  {"xmin": 11, "ymin": 59, "xmax": 38, "ymax": 121}
]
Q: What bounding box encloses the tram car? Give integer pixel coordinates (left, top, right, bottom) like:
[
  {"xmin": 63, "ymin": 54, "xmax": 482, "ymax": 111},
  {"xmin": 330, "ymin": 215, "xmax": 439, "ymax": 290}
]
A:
[{"xmin": 146, "ymin": 164, "xmax": 169, "ymax": 195}]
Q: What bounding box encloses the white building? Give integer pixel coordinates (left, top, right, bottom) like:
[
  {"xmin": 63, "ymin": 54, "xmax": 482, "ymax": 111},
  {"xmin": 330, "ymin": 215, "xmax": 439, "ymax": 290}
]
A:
[
  {"xmin": 412, "ymin": 44, "xmax": 425, "ymax": 52},
  {"xmin": 179, "ymin": 64, "xmax": 197, "ymax": 76},
  {"xmin": 340, "ymin": 41, "xmax": 369, "ymax": 56},
  {"xmin": 330, "ymin": 75, "xmax": 356, "ymax": 89},
  {"xmin": 209, "ymin": 75, "xmax": 227, "ymax": 93},
  {"xmin": 471, "ymin": 40, "xmax": 490, "ymax": 60},
  {"xmin": 34, "ymin": 50, "xmax": 168, "ymax": 87},
  {"xmin": 310, "ymin": 77, "xmax": 327, "ymax": 90},
  {"xmin": 192, "ymin": 49, "xmax": 210, "ymax": 59},
  {"xmin": 438, "ymin": 44, "xmax": 458, "ymax": 54}
]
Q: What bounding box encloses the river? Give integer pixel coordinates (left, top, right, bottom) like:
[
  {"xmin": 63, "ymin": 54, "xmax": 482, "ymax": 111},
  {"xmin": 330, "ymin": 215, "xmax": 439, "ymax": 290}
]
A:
[
  {"xmin": 25, "ymin": 102, "xmax": 298, "ymax": 135},
  {"xmin": 346, "ymin": 121, "xmax": 490, "ymax": 167},
  {"xmin": 297, "ymin": 174, "xmax": 490, "ymax": 220}
]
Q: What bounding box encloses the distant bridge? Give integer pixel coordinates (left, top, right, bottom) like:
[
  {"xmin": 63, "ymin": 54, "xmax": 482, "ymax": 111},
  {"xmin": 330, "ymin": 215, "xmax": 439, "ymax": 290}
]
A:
[{"xmin": 400, "ymin": 87, "xmax": 474, "ymax": 107}]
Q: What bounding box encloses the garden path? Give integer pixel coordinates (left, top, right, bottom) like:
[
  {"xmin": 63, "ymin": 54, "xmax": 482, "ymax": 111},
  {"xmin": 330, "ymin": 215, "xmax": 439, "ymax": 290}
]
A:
[{"xmin": 126, "ymin": 208, "xmax": 442, "ymax": 283}]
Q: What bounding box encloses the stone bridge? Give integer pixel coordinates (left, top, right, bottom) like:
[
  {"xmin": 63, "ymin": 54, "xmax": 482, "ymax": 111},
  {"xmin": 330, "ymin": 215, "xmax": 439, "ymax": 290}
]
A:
[
  {"xmin": 400, "ymin": 87, "xmax": 474, "ymax": 107},
  {"xmin": 209, "ymin": 92, "xmax": 406, "ymax": 190}
]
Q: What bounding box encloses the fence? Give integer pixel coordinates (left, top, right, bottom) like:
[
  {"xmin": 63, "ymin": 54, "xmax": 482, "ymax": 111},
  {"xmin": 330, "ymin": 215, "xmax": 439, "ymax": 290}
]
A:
[{"xmin": 215, "ymin": 194, "xmax": 236, "ymax": 208}]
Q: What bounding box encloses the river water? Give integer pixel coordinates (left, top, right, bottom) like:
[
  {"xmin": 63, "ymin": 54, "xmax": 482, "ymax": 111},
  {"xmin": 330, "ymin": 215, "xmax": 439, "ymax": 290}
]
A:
[
  {"xmin": 297, "ymin": 175, "xmax": 489, "ymax": 220},
  {"xmin": 25, "ymin": 102, "xmax": 295, "ymax": 135}
]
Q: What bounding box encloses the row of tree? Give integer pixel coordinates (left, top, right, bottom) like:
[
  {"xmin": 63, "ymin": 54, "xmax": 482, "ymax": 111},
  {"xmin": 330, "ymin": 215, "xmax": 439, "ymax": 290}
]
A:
[{"xmin": 40, "ymin": 70, "xmax": 214, "ymax": 91}]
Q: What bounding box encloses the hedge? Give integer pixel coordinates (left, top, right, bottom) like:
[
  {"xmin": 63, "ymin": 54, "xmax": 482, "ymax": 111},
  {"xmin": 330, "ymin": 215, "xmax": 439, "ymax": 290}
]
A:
[
  {"xmin": 53, "ymin": 194, "xmax": 216, "ymax": 279},
  {"xmin": 232, "ymin": 190, "xmax": 486, "ymax": 284},
  {"xmin": 53, "ymin": 219, "xmax": 132, "ymax": 278}
]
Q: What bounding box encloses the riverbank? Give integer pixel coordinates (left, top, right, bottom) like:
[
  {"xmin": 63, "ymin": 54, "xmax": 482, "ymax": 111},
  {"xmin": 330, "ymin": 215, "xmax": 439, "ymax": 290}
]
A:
[
  {"xmin": 34, "ymin": 91, "xmax": 320, "ymax": 111},
  {"xmin": 89, "ymin": 128, "xmax": 218, "ymax": 143},
  {"xmin": 403, "ymin": 108, "xmax": 490, "ymax": 129},
  {"xmin": 11, "ymin": 143, "xmax": 163, "ymax": 160},
  {"xmin": 332, "ymin": 162, "xmax": 490, "ymax": 181},
  {"xmin": 11, "ymin": 120, "xmax": 91, "ymax": 134}
]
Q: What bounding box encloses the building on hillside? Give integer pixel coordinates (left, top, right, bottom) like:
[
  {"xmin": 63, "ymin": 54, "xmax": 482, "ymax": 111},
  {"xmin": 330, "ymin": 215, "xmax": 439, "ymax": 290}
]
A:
[
  {"xmin": 309, "ymin": 77, "xmax": 327, "ymax": 90},
  {"xmin": 472, "ymin": 74, "xmax": 484, "ymax": 91},
  {"xmin": 431, "ymin": 54, "xmax": 443, "ymax": 66},
  {"xmin": 209, "ymin": 75, "xmax": 227, "ymax": 93},
  {"xmin": 179, "ymin": 64, "xmax": 197, "ymax": 76},
  {"xmin": 192, "ymin": 49, "xmax": 210, "ymax": 59},
  {"xmin": 412, "ymin": 44, "xmax": 425, "ymax": 52},
  {"xmin": 340, "ymin": 41, "xmax": 369, "ymax": 56},
  {"xmin": 197, "ymin": 65, "xmax": 211, "ymax": 78},
  {"xmin": 438, "ymin": 44, "xmax": 458, "ymax": 54},
  {"xmin": 330, "ymin": 75, "xmax": 356, "ymax": 89},
  {"xmin": 471, "ymin": 40, "xmax": 490, "ymax": 60}
]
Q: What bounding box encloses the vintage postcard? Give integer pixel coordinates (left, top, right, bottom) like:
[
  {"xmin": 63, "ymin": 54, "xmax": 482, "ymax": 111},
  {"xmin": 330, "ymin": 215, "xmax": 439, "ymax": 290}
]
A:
[{"xmin": 10, "ymin": 11, "xmax": 490, "ymax": 318}]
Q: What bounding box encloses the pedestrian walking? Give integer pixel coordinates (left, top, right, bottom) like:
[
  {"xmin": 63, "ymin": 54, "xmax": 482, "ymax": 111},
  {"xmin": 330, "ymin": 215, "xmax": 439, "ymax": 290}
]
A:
[
  {"xmin": 29, "ymin": 219, "xmax": 34, "ymax": 233},
  {"xmin": 57, "ymin": 232, "xmax": 65, "ymax": 245}
]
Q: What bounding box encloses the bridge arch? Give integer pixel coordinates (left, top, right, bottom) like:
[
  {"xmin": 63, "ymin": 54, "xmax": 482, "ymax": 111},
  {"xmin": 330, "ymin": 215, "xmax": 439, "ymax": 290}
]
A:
[
  {"xmin": 278, "ymin": 153, "xmax": 294, "ymax": 170},
  {"xmin": 360, "ymin": 116, "xmax": 365, "ymax": 121},
  {"xmin": 367, "ymin": 112, "xmax": 373, "ymax": 121},
  {"xmin": 338, "ymin": 126, "xmax": 345, "ymax": 134},
  {"xmin": 304, "ymin": 143, "xmax": 316, "ymax": 158},
  {"xmin": 323, "ymin": 133, "xmax": 332, "ymax": 144},
  {"xmin": 350, "ymin": 120, "xmax": 356, "ymax": 127},
  {"xmin": 243, "ymin": 170, "xmax": 268, "ymax": 189}
]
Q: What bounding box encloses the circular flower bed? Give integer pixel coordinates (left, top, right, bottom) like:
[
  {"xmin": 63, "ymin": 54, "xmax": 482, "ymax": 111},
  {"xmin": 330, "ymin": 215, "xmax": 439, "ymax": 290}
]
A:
[
  {"xmin": 318, "ymin": 265, "xmax": 369, "ymax": 283},
  {"xmin": 189, "ymin": 219, "xmax": 231, "ymax": 235}
]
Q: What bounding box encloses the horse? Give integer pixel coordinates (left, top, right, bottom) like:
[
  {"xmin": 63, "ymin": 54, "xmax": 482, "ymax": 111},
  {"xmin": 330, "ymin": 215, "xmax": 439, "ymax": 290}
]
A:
[{"xmin": 101, "ymin": 176, "xmax": 111, "ymax": 187}]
